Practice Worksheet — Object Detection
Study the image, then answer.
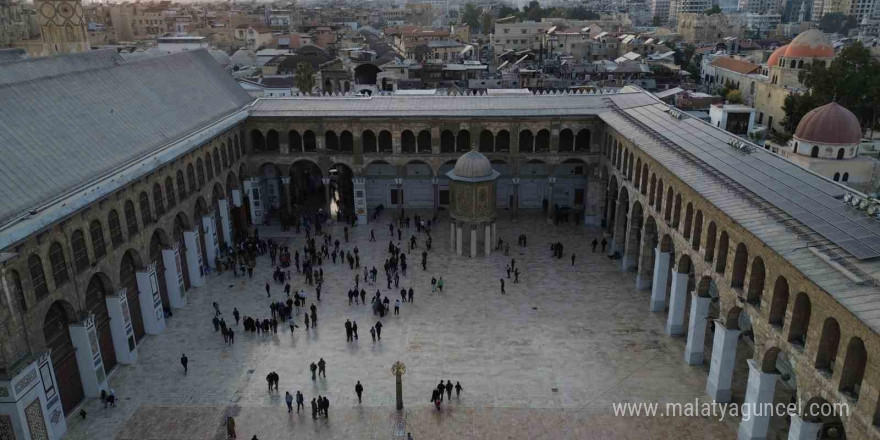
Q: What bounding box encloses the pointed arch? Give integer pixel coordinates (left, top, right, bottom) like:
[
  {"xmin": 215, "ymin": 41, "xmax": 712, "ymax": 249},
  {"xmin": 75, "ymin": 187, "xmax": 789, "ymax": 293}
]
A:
[{"xmin": 768, "ymin": 276, "xmax": 789, "ymax": 327}]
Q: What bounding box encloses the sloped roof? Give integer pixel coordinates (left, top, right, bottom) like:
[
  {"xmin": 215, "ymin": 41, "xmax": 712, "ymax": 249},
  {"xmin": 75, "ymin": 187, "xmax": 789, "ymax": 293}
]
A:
[
  {"xmin": 710, "ymin": 56, "xmax": 760, "ymax": 74},
  {"xmin": 0, "ymin": 49, "xmax": 252, "ymax": 227}
]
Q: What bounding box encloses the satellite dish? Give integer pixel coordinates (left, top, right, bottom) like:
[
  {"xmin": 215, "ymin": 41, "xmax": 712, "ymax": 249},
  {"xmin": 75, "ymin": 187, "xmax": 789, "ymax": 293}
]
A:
[
  {"xmin": 851, "ymin": 196, "xmax": 861, "ymax": 207},
  {"xmin": 844, "ymin": 194, "xmax": 853, "ymax": 203},
  {"xmin": 868, "ymin": 205, "xmax": 878, "ymax": 216},
  {"xmin": 860, "ymin": 199, "xmax": 870, "ymax": 210}
]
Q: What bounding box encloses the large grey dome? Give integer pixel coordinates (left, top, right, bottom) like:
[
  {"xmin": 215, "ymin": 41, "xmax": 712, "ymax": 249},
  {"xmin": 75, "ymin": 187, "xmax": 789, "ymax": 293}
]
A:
[{"xmin": 452, "ymin": 150, "xmax": 492, "ymax": 178}]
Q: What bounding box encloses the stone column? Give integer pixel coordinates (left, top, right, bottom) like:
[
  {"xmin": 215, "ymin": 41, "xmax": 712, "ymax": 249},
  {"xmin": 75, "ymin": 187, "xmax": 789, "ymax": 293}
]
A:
[
  {"xmin": 280, "ymin": 129, "xmax": 290, "ymax": 155},
  {"xmin": 218, "ymin": 199, "xmax": 233, "ymax": 245},
  {"xmin": 136, "ymin": 263, "xmax": 166, "ymax": 335},
  {"xmin": 395, "ymin": 177, "xmax": 404, "ymax": 219},
  {"xmin": 484, "ymin": 222, "xmax": 491, "ymax": 256},
  {"xmin": 432, "ymin": 177, "xmax": 440, "ymax": 211},
  {"xmin": 706, "ymin": 323, "xmax": 741, "ymax": 403},
  {"xmin": 183, "ymin": 229, "xmax": 204, "ymax": 287},
  {"xmin": 665, "ymin": 271, "xmax": 689, "ymax": 336},
  {"xmin": 455, "ymin": 222, "xmax": 463, "ymax": 256},
  {"xmin": 685, "ymin": 293, "xmax": 711, "ymax": 365},
  {"xmin": 650, "ymin": 249, "xmax": 670, "ymax": 312},
  {"xmin": 546, "ymin": 176, "xmax": 557, "ymax": 224},
  {"xmin": 737, "ymin": 359, "xmax": 779, "ymax": 440},
  {"xmin": 511, "ymin": 177, "xmax": 520, "ymax": 220},
  {"xmin": 105, "ymin": 289, "xmax": 137, "ymax": 363},
  {"xmin": 787, "ymin": 414, "xmax": 822, "ymax": 440},
  {"xmin": 449, "ymin": 221, "xmax": 456, "ymax": 251},
  {"xmin": 470, "ymin": 224, "xmax": 477, "ymax": 258},
  {"xmin": 280, "ymin": 177, "xmax": 292, "ymax": 216},
  {"xmin": 621, "ymin": 222, "xmax": 639, "ymax": 272},
  {"xmin": 353, "ymin": 177, "xmax": 367, "ymax": 225},
  {"xmin": 491, "ymin": 222, "xmax": 497, "ymax": 248},
  {"xmin": 162, "ymin": 247, "xmax": 186, "ymax": 309},
  {"xmin": 201, "ymin": 215, "xmax": 218, "ymax": 268},
  {"xmin": 68, "ymin": 315, "xmax": 108, "ymax": 397},
  {"xmin": 322, "ymin": 177, "xmax": 332, "ymax": 218}
]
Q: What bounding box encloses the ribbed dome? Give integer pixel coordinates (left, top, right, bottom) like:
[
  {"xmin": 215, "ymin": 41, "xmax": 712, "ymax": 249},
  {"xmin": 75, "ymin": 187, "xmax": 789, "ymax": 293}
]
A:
[
  {"xmin": 794, "ymin": 102, "xmax": 862, "ymax": 145},
  {"xmin": 452, "ymin": 150, "xmax": 493, "ymax": 178},
  {"xmin": 783, "ymin": 29, "xmax": 833, "ymax": 59},
  {"xmin": 767, "ymin": 45, "xmax": 787, "ymax": 67}
]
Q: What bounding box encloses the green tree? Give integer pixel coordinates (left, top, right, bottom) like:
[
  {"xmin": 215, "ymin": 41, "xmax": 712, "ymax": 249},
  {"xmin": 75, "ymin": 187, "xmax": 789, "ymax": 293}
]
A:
[
  {"xmin": 704, "ymin": 5, "xmax": 722, "ymax": 14},
  {"xmin": 652, "ymin": 16, "xmax": 663, "ymax": 26},
  {"xmin": 481, "ymin": 13, "xmax": 494, "ymax": 34},
  {"xmin": 818, "ymin": 12, "xmax": 859, "ymax": 35},
  {"xmin": 726, "ymin": 90, "xmax": 743, "ymax": 104},
  {"xmin": 524, "ymin": 0, "xmax": 543, "ymax": 21},
  {"xmin": 462, "ymin": 3, "xmax": 481, "ymax": 29},
  {"xmin": 498, "ymin": 5, "xmax": 519, "ymax": 19},
  {"xmin": 785, "ymin": 42, "xmax": 880, "ymax": 134},
  {"xmin": 294, "ymin": 62, "xmax": 315, "ymax": 95}
]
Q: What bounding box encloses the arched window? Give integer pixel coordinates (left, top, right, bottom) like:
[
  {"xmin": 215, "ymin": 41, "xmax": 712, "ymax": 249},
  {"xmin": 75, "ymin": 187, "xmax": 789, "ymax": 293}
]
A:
[
  {"xmin": 266, "ymin": 130, "xmax": 279, "ymax": 152},
  {"xmin": 165, "ymin": 177, "xmax": 176, "ymax": 208},
  {"xmin": 125, "ymin": 200, "xmax": 139, "ymax": 236},
  {"xmin": 519, "ymin": 130, "xmax": 534, "ymax": 153},
  {"xmin": 496, "ymin": 130, "xmax": 510, "ymax": 152},
  {"xmin": 250, "ymin": 129, "xmax": 266, "ymax": 151},
  {"xmin": 325, "ymin": 131, "xmax": 339, "ymax": 151},
  {"xmin": 90, "ymin": 220, "xmax": 106, "ymax": 260},
  {"xmin": 340, "ymin": 131, "xmax": 354, "ymax": 152},
  {"xmin": 379, "ymin": 130, "xmax": 393, "ymax": 153},
  {"xmin": 205, "ymin": 153, "xmax": 214, "ymax": 181},
  {"xmin": 746, "ymin": 257, "xmax": 765, "ymax": 305},
  {"xmin": 139, "ymin": 192, "xmax": 152, "ymax": 225},
  {"xmin": 417, "ymin": 130, "xmax": 432, "ymax": 153},
  {"xmin": 837, "ymin": 148, "xmax": 844, "ymax": 160},
  {"xmin": 303, "ymin": 130, "xmax": 317, "ymax": 152},
  {"xmin": 187, "ymin": 164, "xmax": 196, "ymax": 192},
  {"xmin": 402, "ymin": 130, "xmax": 416, "ymax": 153},
  {"xmin": 833, "ymin": 173, "xmax": 840, "ymax": 181},
  {"xmin": 48, "ymin": 243, "xmax": 68, "ymax": 287},
  {"xmin": 815, "ymin": 318, "xmax": 840, "ymax": 373},
  {"xmin": 196, "ymin": 159, "xmax": 206, "ymax": 187},
  {"xmin": 672, "ymin": 194, "xmax": 681, "ymax": 227},
  {"xmin": 575, "ymin": 129, "xmax": 590, "ymax": 152},
  {"xmin": 536, "ymin": 129, "xmax": 550, "ymax": 151},
  {"xmin": 839, "ymin": 337, "xmax": 867, "ymax": 399},
  {"xmin": 843, "ymin": 172, "xmax": 849, "ymax": 182},
  {"xmin": 479, "ymin": 130, "xmax": 493, "ymax": 153},
  {"xmin": 289, "ymin": 130, "xmax": 302, "ymax": 152},
  {"xmin": 362, "ymin": 130, "xmax": 377, "ymax": 153},
  {"xmin": 28, "ymin": 254, "xmax": 49, "ymax": 299},
  {"xmin": 456, "ymin": 130, "xmax": 470, "ymax": 152},
  {"xmin": 222, "ymin": 143, "xmax": 229, "ymax": 167},
  {"xmin": 213, "ymin": 149, "xmax": 222, "ymax": 175},
  {"xmin": 788, "ymin": 292, "xmax": 811, "ymax": 347},
  {"xmin": 810, "ymin": 146, "xmax": 819, "ymax": 158},
  {"xmin": 152, "ymin": 183, "xmax": 165, "ymax": 217},
  {"xmin": 9, "ymin": 270, "xmax": 26, "ymax": 312},
  {"xmin": 177, "ymin": 170, "xmax": 186, "ymax": 203},
  {"xmin": 71, "ymin": 230, "xmax": 89, "ymax": 272},
  {"xmin": 768, "ymin": 276, "xmax": 788, "ymax": 327},
  {"xmin": 715, "ymin": 231, "xmax": 729, "ymax": 273},
  {"xmin": 558, "ymin": 129, "xmax": 573, "ymax": 152},
  {"xmin": 234, "ymin": 135, "xmax": 241, "ymax": 159},
  {"xmin": 730, "ymin": 243, "xmax": 748, "ymax": 289},
  {"xmin": 108, "ymin": 210, "xmax": 123, "ymax": 247},
  {"xmin": 691, "ymin": 210, "xmax": 703, "ymax": 251},
  {"xmin": 440, "ymin": 130, "xmax": 455, "ymax": 153}
]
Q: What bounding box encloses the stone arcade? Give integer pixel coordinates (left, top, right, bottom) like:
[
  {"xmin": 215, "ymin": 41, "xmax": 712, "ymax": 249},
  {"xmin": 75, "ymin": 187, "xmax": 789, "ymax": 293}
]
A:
[{"xmin": 1, "ymin": 48, "xmax": 879, "ymax": 440}]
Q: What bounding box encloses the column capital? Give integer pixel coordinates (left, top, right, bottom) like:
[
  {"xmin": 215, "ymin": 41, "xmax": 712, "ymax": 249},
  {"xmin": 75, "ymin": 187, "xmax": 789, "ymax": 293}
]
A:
[
  {"xmin": 321, "ymin": 177, "xmax": 331, "ymax": 185},
  {"xmin": 394, "ymin": 177, "xmax": 404, "ymax": 185},
  {"xmin": 281, "ymin": 176, "xmax": 291, "ymax": 185},
  {"xmin": 548, "ymin": 176, "xmax": 558, "ymax": 184},
  {"xmin": 511, "ymin": 177, "xmax": 521, "ymax": 185},
  {"xmin": 431, "ymin": 177, "xmax": 439, "ymax": 185}
]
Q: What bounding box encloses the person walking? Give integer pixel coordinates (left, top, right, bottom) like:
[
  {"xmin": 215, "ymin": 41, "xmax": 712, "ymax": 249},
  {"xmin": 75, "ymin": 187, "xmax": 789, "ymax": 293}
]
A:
[
  {"xmin": 445, "ymin": 381, "xmax": 453, "ymax": 400},
  {"xmin": 265, "ymin": 282, "xmax": 271, "ymax": 298},
  {"xmin": 228, "ymin": 328, "xmax": 235, "ymax": 345},
  {"xmin": 180, "ymin": 353, "xmax": 188, "ymax": 375},
  {"xmin": 601, "ymin": 238, "xmax": 607, "ymax": 252},
  {"xmin": 355, "ymin": 381, "xmax": 364, "ymax": 404},
  {"xmin": 370, "ymin": 326, "xmax": 376, "ymax": 341},
  {"xmin": 345, "ymin": 319, "xmax": 353, "ymax": 342},
  {"xmin": 571, "ymin": 253, "xmax": 576, "ymax": 266},
  {"xmin": 352, "ymin": 321, "xmax": 359, "ymax": 340},
  {"xmin": 296, "ymin": 390, "xmax": 304, "ymax": 413},
  {"xmin": 506, "ymin": 265, "xmax": 511, "ymax": 278},
  {"xmin": 436, "ymin": 381, "xmax": 445, "ymax": 402},
  {"xmin": 431, "ymin": 276, "xmax": 437, "ymax": 292},
  {"xmin": 408, "ymin": 287, "xmax": 414, "ymax": 303},
  {"xmin": 394, "ymin": 299, "xmax": 400, "ymax": 315},
  {"xmin": 455, "ymin": 382, "xmax": 463, "ymax": 398},
  {"xmin": 285, "ymin": 391, "xmax": 293, "ymax": 412},
  {"xmin": 375, "ymin": 321, "xmax": 383, "ymax": 340},
  {"xmin": 438, "ymin": 277, "xmax": 444, "ymax": 292},
  {"xmin": 500, "ymin": 278, "xmax": 505, "ymax": 294},
  {"xmin": 226, "ymin": 416, "xmax": 237, "ymax": 439},
  {"xmin": 591, "ymin": 238, "xmax": 598, "ymax": 253},
  {"xmin": 514, "ymin": 268, "xmax": 520, "ymax": 284},
  {"xmin": 311, "ymin": 398, "xmax": 318, "ymax": 419},
  {"xmin": 318, "ymin": 358, "xmax": 326, "ymax": 378},
  {"xmin": 322, "ymin": 395, "xmax": 330, "ymax": 418},
  {"xmin": 310, "ymin": 362, "xmax": 317, "ymax": 380},
  {"xmin": 233, "ymin": 308, "xmax": 240, "ymax": 325}
]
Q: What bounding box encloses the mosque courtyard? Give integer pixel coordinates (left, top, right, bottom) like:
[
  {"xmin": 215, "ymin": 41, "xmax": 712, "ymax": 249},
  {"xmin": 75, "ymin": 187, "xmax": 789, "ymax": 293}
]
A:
[{"xmin": 62, "ymin": 213, "xmax": 739, "ymax": 440}]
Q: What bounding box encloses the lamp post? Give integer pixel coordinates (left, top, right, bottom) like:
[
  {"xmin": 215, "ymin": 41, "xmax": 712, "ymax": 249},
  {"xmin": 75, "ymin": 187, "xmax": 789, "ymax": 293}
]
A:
[{"xmin": 391, "ymin": 361, "xmax": 406, "ymax": 410}]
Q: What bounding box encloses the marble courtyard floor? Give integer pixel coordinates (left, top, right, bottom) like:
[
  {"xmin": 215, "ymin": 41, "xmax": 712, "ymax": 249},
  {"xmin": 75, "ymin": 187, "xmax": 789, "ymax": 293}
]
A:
[{"xmin": 63, "ymin": 212, "xmax": 738, "ymax": 440}]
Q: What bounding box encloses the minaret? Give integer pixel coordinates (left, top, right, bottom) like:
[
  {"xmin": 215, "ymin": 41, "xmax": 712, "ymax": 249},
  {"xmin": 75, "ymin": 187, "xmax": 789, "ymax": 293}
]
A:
[{"xmin": 34, "ymin": 0, "xmax": 90, "ymax": 56}]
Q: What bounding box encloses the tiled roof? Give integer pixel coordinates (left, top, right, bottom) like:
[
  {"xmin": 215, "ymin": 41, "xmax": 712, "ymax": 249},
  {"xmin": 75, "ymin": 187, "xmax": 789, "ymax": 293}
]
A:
[{"xmin": 710, "ymin": 56, "xmax": 760, "ymax": 74}]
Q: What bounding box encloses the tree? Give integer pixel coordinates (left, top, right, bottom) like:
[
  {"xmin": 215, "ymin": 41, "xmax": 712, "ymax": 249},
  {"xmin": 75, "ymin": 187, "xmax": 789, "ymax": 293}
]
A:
[
  {"xmin": 481, "ymin": 13, "xmax": 494, "ymax": 34},
  {"xmin": 726, "ymin": 90, "xmax": 743, "ymax": 104},
  {"xmin": 524, "ymin": 0, "xmax": 543, "ymax": 21},
  {"xmin": 294, "ymin": 62, "xmax": 315, "ymax": 95},
  {"xmin": 498, "ymin": 5, "xmax": 519, "ymax": 19},
  {"xmin": 462, "ymin": 3, "xmax": 481, "ymax": 29},
  {"xmin": 704, "ymin": 5, "xmax": 722, "ymax": 14},
  {"xmin": 652, "ymin": 16, "xmax": 663, "ymax": 26},
  {"xmin": 781, "ymin": 92, "xmax": 825, "ymax": 133},
  {"xmin": 788, "ymin": 42, "xmax": 880, "ymax": 133},
  {"xmin": 818, "ymin": 12, "xmax": 859, "ymax": 35}
]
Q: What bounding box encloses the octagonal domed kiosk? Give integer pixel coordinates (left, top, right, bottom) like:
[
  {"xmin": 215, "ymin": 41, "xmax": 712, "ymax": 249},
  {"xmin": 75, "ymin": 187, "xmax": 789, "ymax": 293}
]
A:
[{"xmin": 447, "ymin": 150, "xmax": 500, "ymax": 257}]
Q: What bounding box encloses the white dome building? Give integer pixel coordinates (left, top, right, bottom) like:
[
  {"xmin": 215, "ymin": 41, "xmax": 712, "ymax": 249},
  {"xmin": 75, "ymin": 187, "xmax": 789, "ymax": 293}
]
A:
[{"xmin": 446, "ymin": 150, "xmax": 500, "ymax": 257}]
